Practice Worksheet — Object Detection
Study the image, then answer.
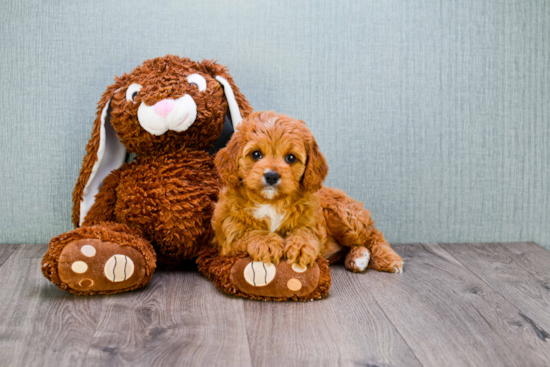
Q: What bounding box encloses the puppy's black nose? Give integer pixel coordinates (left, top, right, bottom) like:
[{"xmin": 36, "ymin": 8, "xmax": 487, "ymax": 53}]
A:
[{"xmin": 264, "ymin": 171, "xmax": 280, "ymax": 186}]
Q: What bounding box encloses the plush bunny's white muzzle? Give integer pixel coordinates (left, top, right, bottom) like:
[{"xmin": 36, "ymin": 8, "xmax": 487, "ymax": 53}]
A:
[{"xmin": 137, "ymin": 95, "xmax": 197, "ymax": 136}]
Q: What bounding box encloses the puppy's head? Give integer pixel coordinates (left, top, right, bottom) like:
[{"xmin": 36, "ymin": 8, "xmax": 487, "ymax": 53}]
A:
[{"xmin": 215, "ymin": 111, "xmax": 328, "ymax": 201}]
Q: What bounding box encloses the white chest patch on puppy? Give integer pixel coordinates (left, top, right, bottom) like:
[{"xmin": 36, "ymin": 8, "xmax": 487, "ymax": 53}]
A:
[{"xmin": 253, "ymin": 204, "xmax": 285, "ymax": 232}]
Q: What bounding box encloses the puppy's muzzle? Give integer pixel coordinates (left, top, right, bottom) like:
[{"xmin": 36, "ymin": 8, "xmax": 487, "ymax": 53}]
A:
[{"xmin": 263, "ymin": 171, "xmax": 280, "ymax": 186}]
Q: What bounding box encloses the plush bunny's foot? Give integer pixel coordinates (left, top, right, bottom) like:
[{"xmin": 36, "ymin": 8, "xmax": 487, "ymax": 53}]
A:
[
  {"xmin": 42, "ymin": 222, "xmax": 156, "ymax": 295},
  {"xmin": 197, "ymin": 248, "xmax": 331, "ymax": 301},
  {"xmin": 231, "ymin": 258, "xmax": 325, "ymax": 299},
  {"xmin": 57, "ymin": 239, "xmax": 148, "ymax": 293}
]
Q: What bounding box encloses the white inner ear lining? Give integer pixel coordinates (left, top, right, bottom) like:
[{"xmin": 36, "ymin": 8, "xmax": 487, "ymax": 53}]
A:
[
  {"xmin": 215, "ymin": 76, "xmax": 243, "ymax": 130},
  {"xmin": 79, "ymin": 98, "xmax": 127, "ymax": 226}
]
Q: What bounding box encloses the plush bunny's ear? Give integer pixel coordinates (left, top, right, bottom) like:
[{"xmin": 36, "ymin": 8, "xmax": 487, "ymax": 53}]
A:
[
  {"xmin": 207, "ymin": 61, "xmax": 253, "ymax": 153},
  {"xmin": 215, "ymin": 76, "xmax": 245, "ymax": 130},
  {"xmin": 201, "ymin": 60, "xmax": 253, "ymax": 131},
  {"xmin": 72, "ymin": 89, "xmax": 127, "ymax": 227}
]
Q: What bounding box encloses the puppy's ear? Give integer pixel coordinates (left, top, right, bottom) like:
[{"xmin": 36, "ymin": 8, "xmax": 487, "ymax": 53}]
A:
[
  {"xmin": 200, "ymin": 60, "xmax": 253, "ymax": 130},
  {"xmin": 214, "ymin": 132, "xmax": 244, "ymax": 187},
  {"xmin": 301, "ymin": 137, "xmax": 328, "ymax": 193},
  {"xmin": 72, "ymin": 83, "xmax": 127, "ymax": 227}
]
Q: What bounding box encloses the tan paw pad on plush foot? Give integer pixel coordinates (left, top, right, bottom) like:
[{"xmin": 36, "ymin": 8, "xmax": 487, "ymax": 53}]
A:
[
  {"xmin": 57, "ymin": 239, "xmax": 146, "ymax": 292},
  {"xmin": 243, "ymin": 261, "xmax": 276, "ymax": 286},
  {"xmin": 231, "ymin": 258, "xmax": 320, "ymax": 298}
]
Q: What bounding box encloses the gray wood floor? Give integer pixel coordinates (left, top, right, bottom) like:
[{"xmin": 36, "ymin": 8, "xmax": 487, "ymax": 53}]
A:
[{"xmin": 0, "ymin": 242, "xmax": 549, "ymax": 367}]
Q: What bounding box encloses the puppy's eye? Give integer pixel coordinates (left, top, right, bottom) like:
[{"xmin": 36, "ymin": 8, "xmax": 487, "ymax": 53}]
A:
[
  {"xmin": 126, "ymin": 83, "xmax": 142, "ymax": 103},
  {"xmin": 251, "ymin": 151, "xmax": 263, "ymax": 160},
  {"xmin": 187, "ymin": 74, "xmax": 207, "ymax": 92},
  {"xmin": 285, "ymin": 154, "xmax": 297, "ymax": 164}
]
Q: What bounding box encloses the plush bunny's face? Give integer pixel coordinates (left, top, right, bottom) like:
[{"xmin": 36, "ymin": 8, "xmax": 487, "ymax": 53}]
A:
[
  {"xmin": 72, "ymin": 55, "xmax": 253, "ymax": 227},
  {"xmin": 107, "ymin": 56, "xmax": 248, "ymax": 154}
]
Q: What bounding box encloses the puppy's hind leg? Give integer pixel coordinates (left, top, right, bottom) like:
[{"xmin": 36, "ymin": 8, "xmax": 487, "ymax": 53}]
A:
[
  {"xmin": 318, "ymin": 187, "xmax": 403, "ymax": 273},
  {"xmin": 344, "ymin": 246, "xmax": 371, "ymax": 272}
]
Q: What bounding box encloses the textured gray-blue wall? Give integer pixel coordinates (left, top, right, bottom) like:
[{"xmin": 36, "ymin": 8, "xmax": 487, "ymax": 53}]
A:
[{"xmin": 1, "ymin": 0, "xmax": 549, "ymax": 248}]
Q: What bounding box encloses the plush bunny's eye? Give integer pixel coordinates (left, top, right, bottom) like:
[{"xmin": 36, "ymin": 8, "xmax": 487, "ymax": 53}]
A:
[
  {"xmin": 126, "ymin": 83, "xmax": 142, "ymax": 103},
  {"xmin": 187, "ymin": 74, "xmax": 207, "ymax": 92}
]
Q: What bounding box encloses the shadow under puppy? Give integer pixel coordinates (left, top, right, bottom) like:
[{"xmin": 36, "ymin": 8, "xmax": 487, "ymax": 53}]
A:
[{"xmin": 198, "ymin": 111, "xmax": 403, "ymax": 301}]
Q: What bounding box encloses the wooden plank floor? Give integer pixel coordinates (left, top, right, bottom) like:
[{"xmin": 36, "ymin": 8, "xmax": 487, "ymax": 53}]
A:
[{"xmin": 0, "ymin": 243, "xmax": 549, "ymax": 367}]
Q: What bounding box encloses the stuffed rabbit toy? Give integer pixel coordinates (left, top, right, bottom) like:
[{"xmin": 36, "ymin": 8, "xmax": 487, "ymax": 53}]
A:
[{"xmin": 42, "ymin": 55, "xmax": 252, "ymax": 295}]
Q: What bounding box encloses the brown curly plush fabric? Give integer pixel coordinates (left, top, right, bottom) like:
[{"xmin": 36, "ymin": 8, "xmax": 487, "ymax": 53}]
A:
[
  {"xmin": 42, "ymin": 55, "xmax": 253, "ymax": 295},
  {"xmin": 84, "ymin": 149, "xmax": 220, "ymax": 261}
]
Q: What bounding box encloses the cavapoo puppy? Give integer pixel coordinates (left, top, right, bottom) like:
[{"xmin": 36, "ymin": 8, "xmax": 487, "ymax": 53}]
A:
[{"xmin": 212, "ymin": 111, "xmax": 403, "ymax": 274}]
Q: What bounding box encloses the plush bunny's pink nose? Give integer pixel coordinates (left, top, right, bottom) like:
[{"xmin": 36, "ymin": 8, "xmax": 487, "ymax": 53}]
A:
[{"xmin": 153, "ymin": 99, "xmax": 175, "ymax": 117}]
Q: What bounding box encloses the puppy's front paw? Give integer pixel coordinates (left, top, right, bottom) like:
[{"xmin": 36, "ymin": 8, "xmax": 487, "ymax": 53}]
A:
[
  {"xmin": 246, "ymin": 234, "xmax": 284, "ymax": 265},
  {"xmin": 284, "ymin": 236, "xmax": 319, "ymax": 268}
]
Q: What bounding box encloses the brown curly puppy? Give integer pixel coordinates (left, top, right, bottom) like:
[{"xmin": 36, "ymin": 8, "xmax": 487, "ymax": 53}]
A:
[
  {"xmin": 42, "ymin": 55, "xmax": 252, "ymax": 295},
  {"xmin": 213, "ymin": 111, "xmax": 329, "ymax": 267},
  {"xmin": 198, "ymin": 111, "xmax": 402, "ymax": 301}
]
